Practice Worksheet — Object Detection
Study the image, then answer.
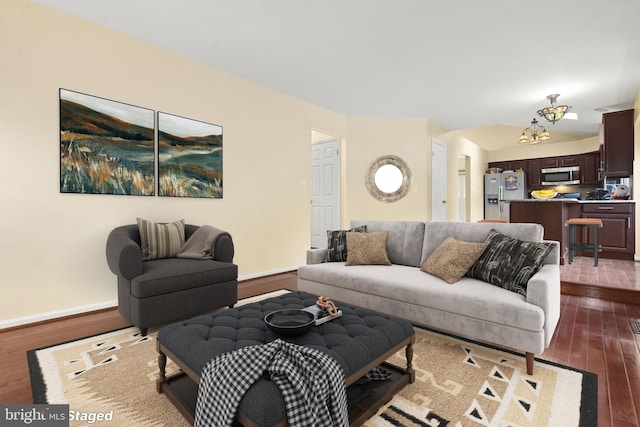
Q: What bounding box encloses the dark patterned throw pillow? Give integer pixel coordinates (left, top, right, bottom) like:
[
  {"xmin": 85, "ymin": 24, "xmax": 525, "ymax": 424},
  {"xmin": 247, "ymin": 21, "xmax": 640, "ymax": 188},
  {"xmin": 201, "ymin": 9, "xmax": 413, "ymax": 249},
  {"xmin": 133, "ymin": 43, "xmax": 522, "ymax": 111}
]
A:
[
  {"xmin": 466, "ymin": 229, "xmax": 553, "ymax": 296},
  {"xmin": 326, "ymin": 226, "xmax": 366, "ymax": 262}
]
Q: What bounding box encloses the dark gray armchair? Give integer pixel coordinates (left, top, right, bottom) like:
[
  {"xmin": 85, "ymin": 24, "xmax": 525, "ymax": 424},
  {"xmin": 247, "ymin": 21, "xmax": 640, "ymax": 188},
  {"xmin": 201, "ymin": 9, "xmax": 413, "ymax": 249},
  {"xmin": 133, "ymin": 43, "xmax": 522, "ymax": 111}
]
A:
[{"xmin": 106, "ymin": 224, "xmax": 238, "ymax": 335}]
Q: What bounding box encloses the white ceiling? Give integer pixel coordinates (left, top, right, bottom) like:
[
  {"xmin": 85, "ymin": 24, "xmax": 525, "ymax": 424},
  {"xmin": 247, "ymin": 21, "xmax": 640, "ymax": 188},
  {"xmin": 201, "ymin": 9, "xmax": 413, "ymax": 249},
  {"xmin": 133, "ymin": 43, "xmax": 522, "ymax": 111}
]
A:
[{"xmin": 36, "ymin": 0, "xmax": 640, "ymax": 150}]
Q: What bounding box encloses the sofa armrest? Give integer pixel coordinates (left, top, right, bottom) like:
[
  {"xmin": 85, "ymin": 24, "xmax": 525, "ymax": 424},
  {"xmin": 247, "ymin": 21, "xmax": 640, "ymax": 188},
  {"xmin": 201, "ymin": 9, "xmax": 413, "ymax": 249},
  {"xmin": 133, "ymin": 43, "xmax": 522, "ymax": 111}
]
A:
[
  {"xmin": 106, "ymin": 227, "xmax": 143, "ymax": 279},
  {"xmin": 213, "ymin": 233, "xmax": 235, "ymax": 263},
  {"xmin": 307, "ymin": 248, "xmax": 328, "ymax": 264},
  {"xmin": 526, "ymin": 263, "xmax": 561, "ymax": 347}
]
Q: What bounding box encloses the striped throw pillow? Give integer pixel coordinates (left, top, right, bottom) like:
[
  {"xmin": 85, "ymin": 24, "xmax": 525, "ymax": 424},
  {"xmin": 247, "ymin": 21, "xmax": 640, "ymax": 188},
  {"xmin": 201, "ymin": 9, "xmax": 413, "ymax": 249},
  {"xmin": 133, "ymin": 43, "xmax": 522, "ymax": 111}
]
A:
[{"xmin": 137, "ymin": 218, "xmax": 186, "ymax": 260}]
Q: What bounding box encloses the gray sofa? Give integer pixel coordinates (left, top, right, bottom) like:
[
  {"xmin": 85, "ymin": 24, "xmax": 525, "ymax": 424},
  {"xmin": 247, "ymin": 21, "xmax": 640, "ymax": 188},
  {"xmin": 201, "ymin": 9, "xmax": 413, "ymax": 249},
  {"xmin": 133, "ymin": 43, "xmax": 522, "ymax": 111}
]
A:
[
  {"xmin": 298, "ymin": 220, "xmax": 561, "ymax": 375},
  {"xmin": 106, "ymin": 224, "xmax": 238, "ymax": 335}
]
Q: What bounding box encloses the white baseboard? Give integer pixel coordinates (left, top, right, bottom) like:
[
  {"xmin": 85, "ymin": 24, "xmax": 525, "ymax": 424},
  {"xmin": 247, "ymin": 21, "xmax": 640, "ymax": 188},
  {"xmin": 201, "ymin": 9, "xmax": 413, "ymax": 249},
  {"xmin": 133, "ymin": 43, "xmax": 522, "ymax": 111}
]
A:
[
  {"xmin": 1, "ymin": 268, "xmax": 301, "ymax": 330},
  {"xmin": 238, "ymin": 265, "xmax": 300, "ymax": 281},
  {"xmin": 0, "ymin": 300, "xmax": 118, "ymax": 330}
]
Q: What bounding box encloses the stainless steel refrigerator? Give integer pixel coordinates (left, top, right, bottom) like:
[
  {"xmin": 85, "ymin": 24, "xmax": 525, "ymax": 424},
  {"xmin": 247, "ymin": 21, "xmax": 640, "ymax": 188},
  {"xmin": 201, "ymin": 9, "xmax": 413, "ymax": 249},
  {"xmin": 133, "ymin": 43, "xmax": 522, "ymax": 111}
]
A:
[{"xmin": 484, "ymin": 171, "xmax": 526, "ymax": 221}]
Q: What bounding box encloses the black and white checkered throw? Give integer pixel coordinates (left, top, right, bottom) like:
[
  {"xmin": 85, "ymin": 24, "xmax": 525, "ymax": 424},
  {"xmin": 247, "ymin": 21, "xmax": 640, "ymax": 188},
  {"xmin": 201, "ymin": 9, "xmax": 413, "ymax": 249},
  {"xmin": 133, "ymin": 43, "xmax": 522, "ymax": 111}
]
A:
[{"xmin": 194, "ymin": 339, "xmax": 349, "ymax": 427}]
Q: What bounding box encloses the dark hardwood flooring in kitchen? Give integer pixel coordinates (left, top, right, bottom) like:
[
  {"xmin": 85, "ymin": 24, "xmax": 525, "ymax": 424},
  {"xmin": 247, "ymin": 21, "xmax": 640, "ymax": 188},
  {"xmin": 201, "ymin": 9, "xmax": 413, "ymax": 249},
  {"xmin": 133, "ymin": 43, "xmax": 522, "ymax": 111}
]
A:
[{"xmin": 560, "ymin": 256, "xmax": 640, "ymax": 292}]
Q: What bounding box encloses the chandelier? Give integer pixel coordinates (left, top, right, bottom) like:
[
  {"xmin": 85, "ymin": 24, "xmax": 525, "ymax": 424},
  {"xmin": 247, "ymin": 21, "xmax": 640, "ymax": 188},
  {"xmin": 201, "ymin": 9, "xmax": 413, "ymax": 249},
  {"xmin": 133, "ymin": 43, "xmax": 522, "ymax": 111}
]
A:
[
  {"xmin": 537, "ymin": 94, "xmax": 571, "ymax": 124},
  {"xmin": 518, "ymin": 118, "xmax": 551, "ymax": 144}
]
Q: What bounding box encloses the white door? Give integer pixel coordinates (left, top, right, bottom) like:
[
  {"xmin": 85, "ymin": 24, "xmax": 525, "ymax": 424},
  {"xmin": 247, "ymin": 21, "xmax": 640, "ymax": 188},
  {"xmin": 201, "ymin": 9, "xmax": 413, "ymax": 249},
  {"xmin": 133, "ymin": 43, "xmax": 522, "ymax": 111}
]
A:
[
  {"xmin": 431, "ymin": 139, "xmax": 447, "ymax": 221},
  {"xmin": 311, "ymin": 139, "xmax": 341, "ymax": 248}
]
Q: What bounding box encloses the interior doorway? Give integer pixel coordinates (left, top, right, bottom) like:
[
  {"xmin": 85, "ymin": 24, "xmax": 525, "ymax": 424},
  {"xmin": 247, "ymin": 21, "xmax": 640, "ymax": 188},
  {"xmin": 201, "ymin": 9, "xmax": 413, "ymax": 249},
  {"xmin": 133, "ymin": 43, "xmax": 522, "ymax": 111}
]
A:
[{"xmin": 311, "ymin": 132, "xmax": 341, "ymax": 248}]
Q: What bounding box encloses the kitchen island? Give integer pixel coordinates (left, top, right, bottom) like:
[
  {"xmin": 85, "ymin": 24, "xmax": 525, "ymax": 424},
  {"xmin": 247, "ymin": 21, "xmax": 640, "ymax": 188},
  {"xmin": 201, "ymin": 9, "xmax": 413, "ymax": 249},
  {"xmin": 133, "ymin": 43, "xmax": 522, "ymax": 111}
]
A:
[{"xmin": 509, "ymin": 199, "xmax": 635, "ymax": 264}]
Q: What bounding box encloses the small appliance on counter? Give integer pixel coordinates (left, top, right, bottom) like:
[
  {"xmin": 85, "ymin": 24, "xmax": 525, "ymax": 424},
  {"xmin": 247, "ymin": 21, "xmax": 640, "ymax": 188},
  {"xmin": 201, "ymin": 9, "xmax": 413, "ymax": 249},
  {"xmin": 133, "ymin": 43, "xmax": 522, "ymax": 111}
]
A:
[
  {"xmin": 586, "ymin": 189, "xmax": 609, "ymax": 200},
  {"xmin": 612, "ymin": 184, "xmax": 630, "ymax": 199},
  {"xmin": 604, "ymin": 176, "xmax": 632, "ymax": 200}
]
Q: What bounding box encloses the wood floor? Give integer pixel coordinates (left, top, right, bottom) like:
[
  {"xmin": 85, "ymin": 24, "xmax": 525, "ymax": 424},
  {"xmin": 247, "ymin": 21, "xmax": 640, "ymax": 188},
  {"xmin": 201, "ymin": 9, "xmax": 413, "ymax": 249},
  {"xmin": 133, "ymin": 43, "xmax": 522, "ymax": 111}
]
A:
[{"xmin": 1, "ymin": 271, "xmax": 639, "ymax": 426}]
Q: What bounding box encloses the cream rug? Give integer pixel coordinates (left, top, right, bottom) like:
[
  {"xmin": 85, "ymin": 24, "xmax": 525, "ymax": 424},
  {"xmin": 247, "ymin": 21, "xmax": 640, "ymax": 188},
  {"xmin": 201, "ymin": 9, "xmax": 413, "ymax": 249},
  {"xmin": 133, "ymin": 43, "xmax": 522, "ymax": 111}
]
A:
[{"xmin": 29, "ymin": 291, "xmax": 596, "ymax": 427}]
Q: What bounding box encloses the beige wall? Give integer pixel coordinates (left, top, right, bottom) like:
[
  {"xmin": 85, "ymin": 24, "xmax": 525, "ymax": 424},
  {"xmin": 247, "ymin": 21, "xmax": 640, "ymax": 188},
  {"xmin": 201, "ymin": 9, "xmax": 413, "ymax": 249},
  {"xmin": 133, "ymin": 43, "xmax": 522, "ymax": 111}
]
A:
[
  {"xmin": 344, "ymin": 118, "xmax": 431, "ymax": 222},
  {"xmin": 0, "ymin": 1, "xmax": 349, "ymax": 324}
]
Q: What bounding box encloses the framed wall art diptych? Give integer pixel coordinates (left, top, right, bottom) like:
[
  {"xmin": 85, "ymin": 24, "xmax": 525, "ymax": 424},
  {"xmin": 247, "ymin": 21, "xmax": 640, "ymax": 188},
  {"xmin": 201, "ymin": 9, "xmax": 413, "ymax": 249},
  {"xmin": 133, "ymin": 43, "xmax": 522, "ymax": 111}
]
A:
[
  {"xmin": 59, "ymin": 89, "xmax": 155, "ymax": 196},
  {"xmin": 157, "ymin": 112, "xmax": 223, "ymax": 198}
]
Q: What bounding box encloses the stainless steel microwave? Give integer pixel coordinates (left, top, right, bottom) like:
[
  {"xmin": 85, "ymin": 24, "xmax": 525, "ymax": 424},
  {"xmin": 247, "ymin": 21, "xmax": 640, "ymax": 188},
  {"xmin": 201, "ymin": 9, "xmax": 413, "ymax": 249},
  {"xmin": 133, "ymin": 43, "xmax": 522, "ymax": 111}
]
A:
[{"xmin": 541, "ymin": 166, "xmax": 580, "ymax": 185}]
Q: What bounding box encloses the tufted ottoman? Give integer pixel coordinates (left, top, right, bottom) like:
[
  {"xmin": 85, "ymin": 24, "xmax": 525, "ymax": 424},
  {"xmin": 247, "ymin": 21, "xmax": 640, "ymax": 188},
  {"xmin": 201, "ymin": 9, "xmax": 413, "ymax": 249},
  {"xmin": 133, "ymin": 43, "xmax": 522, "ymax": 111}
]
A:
[{"xmin": 156, "ymin": 290, "xmax": 415, "ymax": 426}]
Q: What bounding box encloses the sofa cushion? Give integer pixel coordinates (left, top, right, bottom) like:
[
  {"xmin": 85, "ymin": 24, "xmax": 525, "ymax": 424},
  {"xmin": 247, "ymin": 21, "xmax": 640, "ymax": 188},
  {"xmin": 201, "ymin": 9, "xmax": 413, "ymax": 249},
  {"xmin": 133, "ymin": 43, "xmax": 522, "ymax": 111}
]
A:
[
  {"xmin": 421, "ymin": 237, "xmax": 488, "ymax": 284},
  {"xmin": 297, "ymin": 263, "xmax": 544, "ymax": 332},
  {"xmin": 326, "ymin": 226, "xmax": 367, "ymax": 262},
  {"xmin": 137, "ymin": 218, "xmax": 186, "ymax": 260},
  {"xmin": 421, "ymin": 221, "xmax": 544, "ymax": 266},
  {"xmin": 466, "ymin": 230, "xmax": 553, "ymax": 296},
  {"xmin": 345, "ymin": 231, "xmax": 391, "ymax": 266},
  {"xmin": 350, "ymin": 220, "xmax": 425, "ymax": 267}
]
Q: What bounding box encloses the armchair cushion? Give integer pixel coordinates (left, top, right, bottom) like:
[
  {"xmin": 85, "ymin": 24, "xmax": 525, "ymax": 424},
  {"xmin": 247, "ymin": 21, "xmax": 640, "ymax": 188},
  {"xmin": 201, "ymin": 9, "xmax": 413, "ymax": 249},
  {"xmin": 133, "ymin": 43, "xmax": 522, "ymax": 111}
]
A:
[{"xmin": 137, "ymin": 218, "xmax": 185, "ymax": 260}]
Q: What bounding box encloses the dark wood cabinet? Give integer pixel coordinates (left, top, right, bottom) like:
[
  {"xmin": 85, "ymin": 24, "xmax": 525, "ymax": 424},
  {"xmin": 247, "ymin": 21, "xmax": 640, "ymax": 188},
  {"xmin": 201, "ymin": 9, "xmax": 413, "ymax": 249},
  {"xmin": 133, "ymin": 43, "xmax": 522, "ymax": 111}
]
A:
[
  {"xmin": 560, "ymin": 155, "xmax": 580, "ymax": 167},
  {"xmin": 508, "ymin": 160, "xmax": 526, "ymax": 172},
  {"xmin": 541, "ymin": 157, "xmax": 559, "ymax": 168},
  {"xmin": 488, "ymin": 160, "xmax": 526, "ymax": 172},
  {"xmin": 526, "ymin": 158, "xmax": 541, "ymax": 188},
  {"xmin": 602, "ymin": 109, "xmax": 634, "ymax": 177},
  {"xmin": 489, "ymin": 151, "xmax": 601, "ymax": 190},
  {"xmin": 487, "ymin": 161, "xmax": 507, "ymax": 171},
  {"xmin": 581, "ymin": 203, "xmax": 635, "ymax": 260},
  {"xmin": 579, "ymin": 151, "xmax": 601, "ymax": 186}
]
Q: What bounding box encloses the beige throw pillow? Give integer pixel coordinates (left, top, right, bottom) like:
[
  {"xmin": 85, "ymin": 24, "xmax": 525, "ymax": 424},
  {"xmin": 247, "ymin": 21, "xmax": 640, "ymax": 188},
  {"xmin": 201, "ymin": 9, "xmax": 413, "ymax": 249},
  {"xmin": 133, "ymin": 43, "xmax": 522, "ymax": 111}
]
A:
[
  {"xmin": 421, "ymin": 237, "xmax": 488, "ymax": 284},
  {"xmin": 345, "ymin": 231, "xmax": 392, "ymax": 266}
]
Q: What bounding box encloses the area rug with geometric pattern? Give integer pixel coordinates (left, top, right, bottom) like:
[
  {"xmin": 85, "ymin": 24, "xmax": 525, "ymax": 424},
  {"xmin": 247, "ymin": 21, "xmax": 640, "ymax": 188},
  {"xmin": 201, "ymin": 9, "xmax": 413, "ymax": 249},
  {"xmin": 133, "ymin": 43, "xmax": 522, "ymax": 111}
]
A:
[{"xmin": 28, "ymin": 294, "xmax": 597, "ymax": 427}]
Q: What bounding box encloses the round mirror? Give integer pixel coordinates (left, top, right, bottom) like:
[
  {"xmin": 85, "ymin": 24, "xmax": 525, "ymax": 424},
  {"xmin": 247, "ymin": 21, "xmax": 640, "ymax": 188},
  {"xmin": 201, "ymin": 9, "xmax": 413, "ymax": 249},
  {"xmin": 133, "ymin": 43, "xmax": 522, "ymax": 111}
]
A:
[
  {"xmin": 365, "ymin": 155, "xmax": 412, "ymax": 202},
  {"xmin": 374, "ymin": 164, "xmax": 404, "ymax": 193}
]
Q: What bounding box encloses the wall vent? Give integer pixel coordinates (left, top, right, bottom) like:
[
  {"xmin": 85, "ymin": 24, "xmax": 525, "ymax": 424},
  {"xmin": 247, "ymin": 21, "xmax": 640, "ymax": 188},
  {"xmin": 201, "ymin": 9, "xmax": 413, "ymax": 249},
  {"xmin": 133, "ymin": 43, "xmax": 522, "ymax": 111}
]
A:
[{"xmin": 630, "ymin": 319, "xmax": 640, "ymax": 334}]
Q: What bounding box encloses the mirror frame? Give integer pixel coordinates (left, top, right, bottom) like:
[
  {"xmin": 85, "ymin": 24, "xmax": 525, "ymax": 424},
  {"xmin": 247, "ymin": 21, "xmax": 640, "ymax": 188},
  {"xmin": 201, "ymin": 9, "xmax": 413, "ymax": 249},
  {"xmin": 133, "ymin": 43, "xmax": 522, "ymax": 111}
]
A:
[{"xmin": 365, "ymin": 155, "xmax": 412, "ymax": 202}]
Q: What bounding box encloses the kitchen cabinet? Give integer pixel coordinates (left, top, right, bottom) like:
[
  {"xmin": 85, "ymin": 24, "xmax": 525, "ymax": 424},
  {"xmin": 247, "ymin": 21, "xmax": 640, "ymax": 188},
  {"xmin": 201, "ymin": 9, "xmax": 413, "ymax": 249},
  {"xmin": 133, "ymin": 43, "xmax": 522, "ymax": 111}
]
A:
[
  {"xmin": 579, "ymin": 151, "xmax": 601, "ymax": 186},
  {"xmin": 487, "ymin": 160, "xmax": 525, "ymax": 172},
  {"xmin": 601, "ymin": 109, "xmax": 634, "ymax": 177},
  {"xmin": 526, "ymin": 158, "xmax": 541, "ymax": 188},
  {"xmin": 489, "ymin": 151, "xmax": 601, "ymax": 190},
  {"xmin": 509, "ymin": 200, "xmax": 582, "ymax": 264},
  {"xmin": 560, "ymin": 155, "xmax": 580, "ymax": 167},
  {"xmin": 508, "ymin": 160, "xmax": 527, "ymax": 172},
  {"xmin": 540, "ymin": 158, "xmax": 559, "ymax": 168},
  {"xmin": 487, "ymin": 161, "xmax": 507, "ymax": 171},
  {"xmin": 581, "ymin": 202, "xmax": 635, "ymax": 260}
]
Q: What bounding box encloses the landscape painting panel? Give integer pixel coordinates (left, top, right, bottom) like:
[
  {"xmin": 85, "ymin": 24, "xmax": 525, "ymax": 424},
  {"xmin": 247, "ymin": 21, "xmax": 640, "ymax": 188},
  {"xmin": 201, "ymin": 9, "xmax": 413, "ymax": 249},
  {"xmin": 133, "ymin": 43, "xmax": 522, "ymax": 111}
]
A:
[
  {"xmin": 59, "ymin": 89, "xmax": 155, "ymax": 195},
  {"xmin": 158, "ymin": 112, "xmax": 223, "ymax": 198}
]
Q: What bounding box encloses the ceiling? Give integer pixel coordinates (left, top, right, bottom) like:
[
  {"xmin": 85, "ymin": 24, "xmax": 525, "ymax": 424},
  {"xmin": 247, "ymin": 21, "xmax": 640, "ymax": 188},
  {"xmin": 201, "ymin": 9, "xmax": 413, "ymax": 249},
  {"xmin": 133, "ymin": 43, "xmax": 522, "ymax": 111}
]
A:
[{"xmin": 35, "ymin": 0, "xmax": 640, "ymax": 150}]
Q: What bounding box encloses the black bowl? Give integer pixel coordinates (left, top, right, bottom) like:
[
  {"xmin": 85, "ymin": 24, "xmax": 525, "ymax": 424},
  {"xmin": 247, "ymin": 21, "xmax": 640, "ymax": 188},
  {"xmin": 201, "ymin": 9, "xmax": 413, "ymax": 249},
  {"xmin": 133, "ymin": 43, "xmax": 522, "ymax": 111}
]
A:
[{"xmin": 264, "ymin": 309, "xmax": 315, "ymax": 336}]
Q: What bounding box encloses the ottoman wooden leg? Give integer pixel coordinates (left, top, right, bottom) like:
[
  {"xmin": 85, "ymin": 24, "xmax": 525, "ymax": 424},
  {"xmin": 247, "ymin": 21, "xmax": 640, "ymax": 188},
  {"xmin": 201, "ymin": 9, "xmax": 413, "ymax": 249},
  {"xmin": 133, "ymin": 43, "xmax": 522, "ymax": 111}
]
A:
[{"xmin": 157, "ymin": 352, "xmax": 167, "ymax": 393}]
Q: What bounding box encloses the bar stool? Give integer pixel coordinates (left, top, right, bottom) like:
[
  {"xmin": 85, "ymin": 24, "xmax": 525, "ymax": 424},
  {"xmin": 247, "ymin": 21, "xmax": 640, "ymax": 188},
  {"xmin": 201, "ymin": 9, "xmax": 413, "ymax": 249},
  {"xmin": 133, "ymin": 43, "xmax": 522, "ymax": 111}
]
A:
[{"xmin": 565, "ymin": 218, "xmax": 603, "ymax": 266}]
